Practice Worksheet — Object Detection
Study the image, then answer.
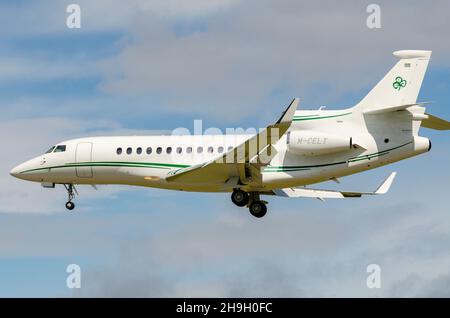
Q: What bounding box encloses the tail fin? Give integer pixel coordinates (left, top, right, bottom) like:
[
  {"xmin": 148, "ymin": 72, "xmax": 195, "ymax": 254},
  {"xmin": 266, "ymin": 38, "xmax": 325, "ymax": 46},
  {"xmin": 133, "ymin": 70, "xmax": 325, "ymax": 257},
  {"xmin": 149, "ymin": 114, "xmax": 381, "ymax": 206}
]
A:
[{"xmin": 354, "ymin": 50, "xmax": 431, "ymax": 112}]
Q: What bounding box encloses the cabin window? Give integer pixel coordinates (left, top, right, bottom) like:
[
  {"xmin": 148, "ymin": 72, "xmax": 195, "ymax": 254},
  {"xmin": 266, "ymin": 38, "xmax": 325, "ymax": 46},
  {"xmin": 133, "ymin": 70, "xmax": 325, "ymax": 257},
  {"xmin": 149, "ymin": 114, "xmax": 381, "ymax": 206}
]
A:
[
  {"xmin": 166, "ymin": 147, "xmax": 172, "ymax": 154},
  {"xmin": 126, "ymin": 147, "xmax": 132, "ymax": 155},
  {"xmin": 156, "ymin": 147, "xmax": 162, "ymax": 154},
  {"xmin": 197, "ymin": 147, "xmax": 203, "ymax": 154},
  {"xmin": 54, "ymin": 145, "xmax": 66, "ymax": 153},
  {"xmin": 228, "ymin": 146, "xmax": 233, "ymax": 151},
  {"xmin": 176, "ymin": 147, "xmax": 182, "ymax": 154},
  {"xmin": 146, "ymin": 147, "xmax": 152, "ymax": 155},
  {"xmin": 186, "ymin": 147, "xmax": 192, "ymax": 154},
  {"xmin": 45, "ymin": 146, "xmax": 55, "ymax": 154},
  {"xmin": 208, "ymin": 146, "xmax": 214, "ymax": 153},
  {"xmin": 136, "ymin": 147, "xmax": 142, "ymax": 154},
  {"xmin": 218, "ymin": 146, "xmax": 224, "ymax": 153},
  {"xmin": 116, "ymin": 147, "xmax": 122, "ymax": 155}
]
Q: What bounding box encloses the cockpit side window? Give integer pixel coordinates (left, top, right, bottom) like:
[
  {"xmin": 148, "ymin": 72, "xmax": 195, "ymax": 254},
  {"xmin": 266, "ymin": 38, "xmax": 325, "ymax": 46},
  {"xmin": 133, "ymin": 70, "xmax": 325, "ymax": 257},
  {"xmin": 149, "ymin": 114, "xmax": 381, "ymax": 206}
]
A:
[
  {"xmin": 54, "ymin": 145, "xmax": 66, "ymax": 153},
  {"xmin": 45, "ymin": 146, "xmax": 55, "ymax": 154}
]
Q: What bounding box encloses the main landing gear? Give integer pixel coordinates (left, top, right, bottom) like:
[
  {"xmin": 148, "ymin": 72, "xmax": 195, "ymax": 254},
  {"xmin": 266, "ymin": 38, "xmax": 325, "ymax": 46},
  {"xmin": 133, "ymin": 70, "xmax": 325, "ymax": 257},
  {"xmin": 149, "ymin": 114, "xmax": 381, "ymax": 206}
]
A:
[
  {"xmin": 231, "ymin": 189, "xmax": 267, "ymax": 218},
  {"xmin": 64, "ymin": 184, "xmax": 77, "ymax": 211},
  {"xmin": 231, "ymin": 189, "xmax": 249, "ymax": 207}
]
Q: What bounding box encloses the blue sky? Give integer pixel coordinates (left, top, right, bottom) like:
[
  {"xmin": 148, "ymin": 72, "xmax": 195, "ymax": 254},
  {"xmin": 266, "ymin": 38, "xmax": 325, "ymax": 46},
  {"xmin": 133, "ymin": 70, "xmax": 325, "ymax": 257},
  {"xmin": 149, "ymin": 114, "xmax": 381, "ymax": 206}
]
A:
[{"xmin": 0, "ymin": 0, "xmax": 449, "ymax": 297}]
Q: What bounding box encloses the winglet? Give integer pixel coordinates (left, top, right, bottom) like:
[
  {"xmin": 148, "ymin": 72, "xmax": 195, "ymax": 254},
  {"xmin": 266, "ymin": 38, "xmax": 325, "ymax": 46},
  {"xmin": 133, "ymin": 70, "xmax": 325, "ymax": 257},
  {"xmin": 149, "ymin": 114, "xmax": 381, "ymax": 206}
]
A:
[
  {"xmin": 375, "ymin": 172, "xmax": 397, "ymax": 194},
  {"xmin": 276, "ymin": 98, "xmax": 299, "ymax": 124}
]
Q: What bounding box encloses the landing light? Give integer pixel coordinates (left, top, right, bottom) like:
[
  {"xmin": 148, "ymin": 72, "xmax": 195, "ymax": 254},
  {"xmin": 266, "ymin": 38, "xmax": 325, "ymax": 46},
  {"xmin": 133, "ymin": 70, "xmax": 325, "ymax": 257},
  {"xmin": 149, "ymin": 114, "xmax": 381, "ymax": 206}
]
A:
[{"xmin": 144, "ymin": 176, "xmax": 160, "ymax": 181}]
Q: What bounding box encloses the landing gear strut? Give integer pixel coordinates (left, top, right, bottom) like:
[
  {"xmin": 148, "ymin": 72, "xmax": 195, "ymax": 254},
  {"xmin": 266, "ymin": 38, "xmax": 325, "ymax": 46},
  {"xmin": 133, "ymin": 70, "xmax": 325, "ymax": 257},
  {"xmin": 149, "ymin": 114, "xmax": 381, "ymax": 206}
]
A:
[{"xmin": 64, "ymin": 184, "xmax": 77, "ymax": 211}]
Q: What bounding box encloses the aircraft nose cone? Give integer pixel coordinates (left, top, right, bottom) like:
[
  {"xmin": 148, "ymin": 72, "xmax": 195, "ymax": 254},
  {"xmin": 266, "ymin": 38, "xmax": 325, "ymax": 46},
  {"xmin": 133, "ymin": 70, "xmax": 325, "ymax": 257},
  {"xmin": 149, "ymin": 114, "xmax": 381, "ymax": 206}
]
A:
[{"xmin": 10, "ymin": 166, "xmax": 21, "ymax": 178}]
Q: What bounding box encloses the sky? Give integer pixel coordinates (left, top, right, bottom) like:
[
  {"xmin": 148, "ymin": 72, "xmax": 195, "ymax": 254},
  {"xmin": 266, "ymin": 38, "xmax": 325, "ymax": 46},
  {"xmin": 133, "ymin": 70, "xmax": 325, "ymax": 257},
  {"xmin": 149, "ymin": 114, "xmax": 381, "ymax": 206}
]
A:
[{"xmin": 0, "ymin": 0, "xmax": 449, "ymax": 297}]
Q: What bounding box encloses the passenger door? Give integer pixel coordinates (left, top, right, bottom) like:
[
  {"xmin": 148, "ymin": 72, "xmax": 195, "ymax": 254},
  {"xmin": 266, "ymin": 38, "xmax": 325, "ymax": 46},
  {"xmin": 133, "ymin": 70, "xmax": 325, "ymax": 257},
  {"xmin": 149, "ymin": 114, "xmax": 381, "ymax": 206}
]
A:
[{"xmin": 75, "ymin": 142, "xmax": 93, "ymax": 178}]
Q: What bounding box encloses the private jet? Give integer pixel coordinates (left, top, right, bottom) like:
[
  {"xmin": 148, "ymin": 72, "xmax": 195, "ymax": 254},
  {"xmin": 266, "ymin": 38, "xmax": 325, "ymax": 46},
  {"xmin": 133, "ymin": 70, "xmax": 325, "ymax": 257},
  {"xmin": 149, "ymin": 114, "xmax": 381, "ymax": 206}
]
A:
[{"xmin": 10, "ymin": 50, "xmax": 450, "ymax": 218}]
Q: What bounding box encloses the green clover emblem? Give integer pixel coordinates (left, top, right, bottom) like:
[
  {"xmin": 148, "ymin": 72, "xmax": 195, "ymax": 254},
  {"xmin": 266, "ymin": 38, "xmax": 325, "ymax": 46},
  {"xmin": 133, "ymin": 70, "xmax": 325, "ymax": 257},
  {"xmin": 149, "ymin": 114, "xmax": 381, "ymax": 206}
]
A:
[{"xmin": 393, "ymin": 76, "xmax": 407, "ymax": 91}]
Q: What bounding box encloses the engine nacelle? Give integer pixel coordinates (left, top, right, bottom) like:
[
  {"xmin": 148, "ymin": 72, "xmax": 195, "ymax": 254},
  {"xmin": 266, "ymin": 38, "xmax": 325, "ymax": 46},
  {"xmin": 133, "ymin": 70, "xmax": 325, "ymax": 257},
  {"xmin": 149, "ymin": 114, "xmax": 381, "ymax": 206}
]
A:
[{"xmin": 287, "ymin": 131, "xmax": 352, "ymax": 156}]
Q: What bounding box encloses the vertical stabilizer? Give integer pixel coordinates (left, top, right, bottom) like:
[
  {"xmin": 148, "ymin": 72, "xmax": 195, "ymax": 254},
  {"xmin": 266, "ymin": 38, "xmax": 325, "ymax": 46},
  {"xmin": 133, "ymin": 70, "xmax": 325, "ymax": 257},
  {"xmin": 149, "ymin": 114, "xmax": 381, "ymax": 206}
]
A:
[{"xmin": 353, "ymin": 50, "xmax": 431, "ymax": 112}]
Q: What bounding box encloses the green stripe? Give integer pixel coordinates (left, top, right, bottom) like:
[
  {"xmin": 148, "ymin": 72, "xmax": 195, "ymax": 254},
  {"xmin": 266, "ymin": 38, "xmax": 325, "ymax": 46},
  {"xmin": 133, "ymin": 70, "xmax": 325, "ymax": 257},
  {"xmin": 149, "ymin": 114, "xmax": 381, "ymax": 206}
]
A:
[
  {"xmin": 264, "ymin": 167, "xmax": 309, "ymax": 172},
  {"xmin": 20, "ymin": 141, "xmax": 412, "ymax": 174},
  {"xmin": 347, "ymin": 151, "xmax": 390, "ymax": 163},
  {"xmin": 293, "ymin": 112, "xmax": 352, "ymax": 121},
  {"xmin": 67, "ymin": 161, "xmax": 189, "ymax": 168},
  {"xmin": 264, "ymin": 141, "xmax": 412, "ymax": 172},
  {"xmin": 20, "ymin": 161, "xmax": 190, "ymax": 174},
  {"xmin": 292, "ymin": 114, "xmax": 320, "ymax": 118},
  {"xmin": 348, "ymin": 141, "xmax": 410, "ymax": 161}
]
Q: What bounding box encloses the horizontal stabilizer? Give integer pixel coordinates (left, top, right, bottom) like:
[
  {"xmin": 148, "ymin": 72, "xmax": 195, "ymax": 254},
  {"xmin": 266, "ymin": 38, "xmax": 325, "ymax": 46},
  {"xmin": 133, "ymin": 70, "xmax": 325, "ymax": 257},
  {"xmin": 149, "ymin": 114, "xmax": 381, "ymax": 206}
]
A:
[
  {"xmin": 363, "ymin": 102, "xmax": 429, "ymax": 115},
  {"xmin": 422, "ymin": 113, "xmax": 450, "ymax": 130},
  {"xmin": 274, "ymin": 172, "xmax": 397, "ymax": 200}
]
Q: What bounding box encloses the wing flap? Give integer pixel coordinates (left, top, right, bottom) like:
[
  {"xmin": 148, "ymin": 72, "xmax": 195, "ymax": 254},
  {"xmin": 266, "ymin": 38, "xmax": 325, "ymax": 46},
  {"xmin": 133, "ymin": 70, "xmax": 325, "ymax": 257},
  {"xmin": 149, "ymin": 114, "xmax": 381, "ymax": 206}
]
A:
[
  {"xmin": 274, "ymin": 188, "xmax": 345, "ymax": 199},
  {"xmin": 166, "ymin": 162, "xmax": 235, "ymax": 185},
  {"xmin": 274, "ymin": 172, "xmax": 397, "ymax": 200}
]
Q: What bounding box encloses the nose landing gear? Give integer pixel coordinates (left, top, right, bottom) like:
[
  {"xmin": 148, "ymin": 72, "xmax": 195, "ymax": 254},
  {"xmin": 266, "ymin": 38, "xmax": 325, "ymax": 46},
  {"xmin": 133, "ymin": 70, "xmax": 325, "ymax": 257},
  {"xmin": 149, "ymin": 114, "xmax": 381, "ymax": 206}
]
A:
[
  {"xmin": 64, "ymin": 184, "xmax": 77, "ymax": 211},
  {"xmin": 231, "ymin": 189, "xmax": 267, "ymax": 218},
  {"xmin": 65, "ymin": 201, "xmax": 75, "ymax": 210}
]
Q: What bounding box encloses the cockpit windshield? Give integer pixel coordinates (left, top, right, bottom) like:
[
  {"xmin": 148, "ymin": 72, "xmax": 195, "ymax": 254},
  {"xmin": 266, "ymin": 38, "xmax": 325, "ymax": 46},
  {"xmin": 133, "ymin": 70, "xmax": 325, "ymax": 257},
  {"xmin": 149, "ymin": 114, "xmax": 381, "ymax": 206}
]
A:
[
  {"xmin": 45, "ymin": 146, "xmax": 55, "ymax": 154},
  {"xmin": 54, "ymin": 145, "xmax": 66, "ymax": 153},
  {"xmin": 44, "ymin": 145, "xmax": 66, "ymax": 154}
]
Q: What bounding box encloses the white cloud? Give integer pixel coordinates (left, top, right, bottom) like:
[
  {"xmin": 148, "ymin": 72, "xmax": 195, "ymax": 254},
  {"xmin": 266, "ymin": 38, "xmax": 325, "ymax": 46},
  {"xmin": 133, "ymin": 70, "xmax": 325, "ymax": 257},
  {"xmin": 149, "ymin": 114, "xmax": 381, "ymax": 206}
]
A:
[
  {"xmin": 69, "ymin": 196, "xmax": 450, "ymax": 297},
  {"xmin": 0, "ymin": 56, "xmax": 99, "ymax": 82},
  {"xmin": 93, "ymin": 0, "xmax": 450, "ymax": 120},
  {"xmin": 0, "ymin": 0, "xmax": 237, "ymax": 37},
  {"xmin": 136, "ymin": 0, "xmax": 237, "ymax": 17},
  {"xmin": 3, "ymin": 1, "xmax": 450, "ymax": 121}
]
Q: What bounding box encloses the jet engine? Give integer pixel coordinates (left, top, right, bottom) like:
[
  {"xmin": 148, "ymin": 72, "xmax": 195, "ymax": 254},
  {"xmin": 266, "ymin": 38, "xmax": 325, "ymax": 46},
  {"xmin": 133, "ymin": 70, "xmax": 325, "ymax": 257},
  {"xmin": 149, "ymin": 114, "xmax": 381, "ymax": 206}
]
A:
[{"xmin": 287, "ymin": 131, "xmax": 353, "ymax": 156}]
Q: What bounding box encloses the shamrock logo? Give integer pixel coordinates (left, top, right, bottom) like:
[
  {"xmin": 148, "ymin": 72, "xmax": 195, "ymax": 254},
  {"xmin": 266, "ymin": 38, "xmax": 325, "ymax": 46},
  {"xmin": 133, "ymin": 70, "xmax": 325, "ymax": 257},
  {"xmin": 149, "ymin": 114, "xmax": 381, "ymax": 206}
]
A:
[
  {"xmin": 168, "ymin": 168, "xmax": 182, "ymax": 176},
  {"xmin": 393, "ymin": 76, "xmax": 407, "ymax": 91}
]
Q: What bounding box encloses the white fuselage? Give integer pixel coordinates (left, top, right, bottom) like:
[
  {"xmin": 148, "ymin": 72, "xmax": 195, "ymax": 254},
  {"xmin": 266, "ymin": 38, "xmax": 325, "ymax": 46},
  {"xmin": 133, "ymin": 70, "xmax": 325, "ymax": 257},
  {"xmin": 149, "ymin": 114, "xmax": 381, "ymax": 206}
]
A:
[{"xmin": 10, "ymin": 108, "xmax": 431, "ymax": 193}]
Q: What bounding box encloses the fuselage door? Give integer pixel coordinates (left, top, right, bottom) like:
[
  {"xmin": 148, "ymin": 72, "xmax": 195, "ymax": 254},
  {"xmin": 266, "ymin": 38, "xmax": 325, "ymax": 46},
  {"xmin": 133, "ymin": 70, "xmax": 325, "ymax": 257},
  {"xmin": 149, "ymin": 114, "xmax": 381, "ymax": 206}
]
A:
[{"xmin": 75, "ymin": 142, "xmax": 93, "ymax": 178}]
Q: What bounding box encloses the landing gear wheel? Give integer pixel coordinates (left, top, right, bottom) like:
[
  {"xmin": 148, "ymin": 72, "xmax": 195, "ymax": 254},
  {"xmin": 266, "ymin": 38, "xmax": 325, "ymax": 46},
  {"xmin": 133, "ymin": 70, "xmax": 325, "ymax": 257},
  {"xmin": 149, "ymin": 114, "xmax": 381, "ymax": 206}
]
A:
[
  {"xmin": 64, "ymin": 184, "xmax": 77, "ymax": 211},
  {"xmin": 249, "ymin": 201, "xmax": 267, "ymax": 218},
  {"xmin": 65, "ymin": 201, "xmax": 75, "ymax": 210},
  {"xmin": 231, "ymin": 189, "xmax": 249, "ymax": 207}
]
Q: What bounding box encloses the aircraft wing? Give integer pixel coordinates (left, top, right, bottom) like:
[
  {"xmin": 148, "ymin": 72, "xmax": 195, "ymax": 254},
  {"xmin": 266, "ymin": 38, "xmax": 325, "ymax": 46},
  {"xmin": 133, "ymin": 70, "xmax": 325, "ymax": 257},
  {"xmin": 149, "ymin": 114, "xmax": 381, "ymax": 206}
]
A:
[
  {"xmin": 273, "ymin": 172, "xmax": 397, "ymax": 200},
  {"xmin": 165, "ymin": 98, "xmax": 299, "ymax": 187}
]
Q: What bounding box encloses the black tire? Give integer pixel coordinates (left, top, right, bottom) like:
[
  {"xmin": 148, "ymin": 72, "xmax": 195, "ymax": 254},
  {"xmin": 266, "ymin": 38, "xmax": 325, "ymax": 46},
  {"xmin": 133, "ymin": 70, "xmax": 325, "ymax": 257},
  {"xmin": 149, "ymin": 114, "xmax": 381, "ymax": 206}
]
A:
[
  {"xmin": 65, "ymin": 201, "xmax": 75, "ymax": 210},
  {"xmin": 231, "ymin": 189, "xmax": 249, "ymax": 207},
  {"xmin": 249, "ymin": 201, "xmax": 267, "ymax": 218}
]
